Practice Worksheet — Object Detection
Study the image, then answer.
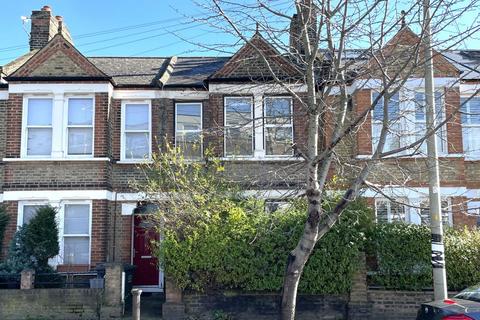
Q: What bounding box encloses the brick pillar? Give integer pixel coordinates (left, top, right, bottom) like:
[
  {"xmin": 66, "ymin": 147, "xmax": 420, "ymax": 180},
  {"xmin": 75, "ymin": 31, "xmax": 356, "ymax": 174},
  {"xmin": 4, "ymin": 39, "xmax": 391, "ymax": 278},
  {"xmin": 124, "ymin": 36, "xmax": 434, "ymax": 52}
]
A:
[
  {"xmin": 162, "ymin": 278, "xmax": 186, "ymax": 320},
  {"xmin": 355, "ymin": 89, "xmax": 373, "ymax": 155},
  {"xmin": 20, "ymin": 269, "xmax": 35, "ymax": 289},
  {"xmin": 348, "ymin": 253, "xmax": 370, "ymax": 320},
  {"xmin": 101, "ymin": 263, "xmax": 124, "ymax": 318}
]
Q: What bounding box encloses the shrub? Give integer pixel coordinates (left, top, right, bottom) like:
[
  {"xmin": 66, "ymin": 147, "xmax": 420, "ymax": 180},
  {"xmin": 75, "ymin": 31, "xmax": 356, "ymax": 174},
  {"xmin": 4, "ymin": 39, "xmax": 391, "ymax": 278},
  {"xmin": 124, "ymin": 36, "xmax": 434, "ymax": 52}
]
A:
[
  {"xmin": 0, "ymin": 206, "xmax": 59, "ymax": 273},
  {"xmin": 368, "ymin": 223, "xmax": 480, "ymax": 291},
  {"xmin": 159, "ymin": 198, "xmax": 373, "ymax": 294}
]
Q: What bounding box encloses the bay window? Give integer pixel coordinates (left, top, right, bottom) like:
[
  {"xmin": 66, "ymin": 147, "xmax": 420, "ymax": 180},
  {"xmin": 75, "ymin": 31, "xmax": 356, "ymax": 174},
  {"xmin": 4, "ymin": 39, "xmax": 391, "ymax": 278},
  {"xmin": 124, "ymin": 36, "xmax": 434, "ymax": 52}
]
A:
[
  {"xmin": 375, "ymin": 198, "xmax": 451, "ymax": 226},
  {"xmin": 461, "ymin": 96, "xmax": 480, "ymax": 156},
  {"xmin": 67, "ymin": 98, "xmax": 94, "ymax": 155},
  {"xmin": 264, "ymin": 97, "xmax": 293, "ymax": 156},
  {"xmin": 26, "ymin": 98, "xmax": 53, "ymax": 156},
  {"xmin": 121, "ymin": 102, "xmax": 151, "ymax": 161},
  {"xmin": 175, "ymin": 102, "xmax": 202, "ymax": 158},
  {"xmin": 63, "ymin": 203, "xmax": 91, "ymax": 265},
  {"xmin": 224, "ymin": 97, "xmax": 254, "ymax": 156}
]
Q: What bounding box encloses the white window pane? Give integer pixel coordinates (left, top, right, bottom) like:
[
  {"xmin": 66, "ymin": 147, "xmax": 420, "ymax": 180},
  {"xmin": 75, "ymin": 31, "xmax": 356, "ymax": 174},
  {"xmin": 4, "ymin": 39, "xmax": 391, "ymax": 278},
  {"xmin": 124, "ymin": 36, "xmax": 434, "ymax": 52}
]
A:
[
  {"xmin": 176, "ymin": 104, "xmax": 201, "ymax": 131},
  {"xmin": 265, "ymin": 98, "xmax": 292, "ymax": 125},
  {"xmin": 225, "ymin": 127, "xmax": 253, "ymax": 156},
  {"xmin": 28, "ymin": 99, "xmax": 52, "ymax": 126},
  {"xmin": 27, "ymin": 128, "xmax": 52, "ymax": 155},
  {"xmin": 176, "ymin": 132, "xmax": 202, "ymax": 158},
  {"xmin": 125, "ymin": 132, "xmax": 150, "ymax": 159},
  {"xmin": 68, "ymin": 128, "xmax": 93, "ymax": 155},
  {"xmin": 64, "ymin": 237, "xmax": 89, "ymax": 265},
  {"xmin": 372, "ymin": 92, "xmax": 400, "ymax": 121},
  {"xmin": 390, "ymin": 202, "xmax": 406, "ymax": 222},
  {"xmin": 265, "ymin": 127, "xmax": 293, "ymax": 155},
  {"xmin": 463, "ymin": 127, "xmax": 480, "ymax": 154},
  {"xmin": 68, "ymin": 98, "xmax": 93, "ymax": 125},
  {"xmin": 125, "ymin": 104, "xmax": 149, "ymax": 130},
  {"xmin": 64, "ymin": 204, "xmax": 90, "ymax": 234},
  {"xmin": 225, "ymin": 98, "xmax": 252, "ymax": 127},
  {"xmin": 23, "ymin": 205, "xmax": 42, "ymax": 225}
]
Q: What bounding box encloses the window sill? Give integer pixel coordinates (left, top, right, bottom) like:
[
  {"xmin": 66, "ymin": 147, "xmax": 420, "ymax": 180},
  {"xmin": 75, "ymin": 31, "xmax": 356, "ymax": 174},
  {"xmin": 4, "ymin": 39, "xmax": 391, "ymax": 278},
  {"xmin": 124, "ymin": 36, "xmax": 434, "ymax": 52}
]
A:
[
  {"xmin": 220, "ymin": 156, "xmax": 303, "ymax": 162},
  {"xmin": 3, "ymin": 157, "xmax": 110, "ymax": 162},
  {"xmin": 116, "ymin": 160, "xmax": 153, "ymax": 164},
  {"xmin": 356, "ymin": 153, "xmax": 462, "ymax": 160}
]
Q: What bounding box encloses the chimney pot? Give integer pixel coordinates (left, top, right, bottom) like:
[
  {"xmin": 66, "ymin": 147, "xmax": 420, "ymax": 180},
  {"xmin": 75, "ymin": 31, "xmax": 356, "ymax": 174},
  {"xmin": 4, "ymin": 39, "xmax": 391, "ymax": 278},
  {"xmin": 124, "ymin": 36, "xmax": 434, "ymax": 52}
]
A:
[
  {"xmin": 55, "ymin": 15, "xmax": 63, "ymax": 21},
  {"xmin": 41, "ymin": 5, "xmax": 51, "ymax": 12}
]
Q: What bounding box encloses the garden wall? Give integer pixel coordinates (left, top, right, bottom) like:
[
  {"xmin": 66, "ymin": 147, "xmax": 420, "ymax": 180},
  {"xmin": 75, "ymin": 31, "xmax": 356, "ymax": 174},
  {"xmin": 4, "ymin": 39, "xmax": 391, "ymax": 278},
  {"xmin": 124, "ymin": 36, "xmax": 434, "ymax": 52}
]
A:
[
  {"xmin": 183, "ymin": 292, "xmax": 349, "ymax": 320},
  {"xmin": 0, "ymin": 288, "xmax": 102, "ymax": 320}
]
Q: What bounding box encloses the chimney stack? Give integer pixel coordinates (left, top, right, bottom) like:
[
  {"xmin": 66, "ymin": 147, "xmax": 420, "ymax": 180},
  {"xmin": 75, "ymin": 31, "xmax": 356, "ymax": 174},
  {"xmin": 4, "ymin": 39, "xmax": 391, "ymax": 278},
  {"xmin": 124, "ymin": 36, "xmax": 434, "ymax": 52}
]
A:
[
  {"xmin": 289, "ymin": 0, "xmax": 318, "ymax": 55},
  {"xmin": 29, "ymin": 5, "xmax": 73, "ymax": 51}
]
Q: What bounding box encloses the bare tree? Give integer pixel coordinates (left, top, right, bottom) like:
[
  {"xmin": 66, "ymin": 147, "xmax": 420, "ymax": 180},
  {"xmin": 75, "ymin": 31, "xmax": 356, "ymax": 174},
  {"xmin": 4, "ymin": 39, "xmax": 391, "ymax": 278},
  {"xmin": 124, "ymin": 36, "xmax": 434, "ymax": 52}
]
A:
[{"xmin": 156, "ymin": 0, "xmax": 480, "ymax": 319}]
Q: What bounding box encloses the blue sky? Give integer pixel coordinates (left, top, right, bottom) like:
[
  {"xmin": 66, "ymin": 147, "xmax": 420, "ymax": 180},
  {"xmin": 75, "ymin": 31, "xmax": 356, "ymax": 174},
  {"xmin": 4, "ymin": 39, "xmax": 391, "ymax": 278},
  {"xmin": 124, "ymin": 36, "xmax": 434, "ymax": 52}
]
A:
[
  {"xmin": 0, "ymin": 0, "xmax": 239, "ymax": 64},
  {"xmin": 1, "ymin": 1, "xmax": 479, "ymax": 66}
]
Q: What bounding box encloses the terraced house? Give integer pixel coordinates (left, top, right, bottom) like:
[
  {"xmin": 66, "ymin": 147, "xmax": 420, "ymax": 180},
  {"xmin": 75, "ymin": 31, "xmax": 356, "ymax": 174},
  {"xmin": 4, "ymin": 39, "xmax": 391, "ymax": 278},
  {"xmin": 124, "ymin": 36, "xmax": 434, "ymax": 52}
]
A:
[{"xmin": 0, "ymin": 5, "xmax": 479, "ymax": 292}]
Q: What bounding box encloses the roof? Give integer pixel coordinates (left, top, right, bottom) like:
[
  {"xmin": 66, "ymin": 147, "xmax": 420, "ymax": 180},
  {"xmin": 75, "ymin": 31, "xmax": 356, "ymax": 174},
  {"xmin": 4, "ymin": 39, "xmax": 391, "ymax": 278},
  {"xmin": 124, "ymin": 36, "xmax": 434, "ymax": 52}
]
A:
[
  {"xmin": 87, "ymin": 57, "xmax": 169, "ymax": 87},
  {"xmin": 442, "ymin": 50, "xmax": 480, "ymax": 80},
  {"xmin": 87, "ymin": 56, "xmax": 229, "ymax": 87}
]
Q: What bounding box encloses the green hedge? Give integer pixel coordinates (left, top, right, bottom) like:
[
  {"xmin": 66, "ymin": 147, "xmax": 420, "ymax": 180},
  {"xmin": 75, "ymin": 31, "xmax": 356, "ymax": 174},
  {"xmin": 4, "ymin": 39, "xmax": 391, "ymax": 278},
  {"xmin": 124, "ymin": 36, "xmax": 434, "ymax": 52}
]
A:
[
  {"xmin": 159, "ymin": 198, "xmax": 373, "ymax": 294},
  {"xmin": 368, "ymin": 223, "xmax": 480, "ymax": 291}
]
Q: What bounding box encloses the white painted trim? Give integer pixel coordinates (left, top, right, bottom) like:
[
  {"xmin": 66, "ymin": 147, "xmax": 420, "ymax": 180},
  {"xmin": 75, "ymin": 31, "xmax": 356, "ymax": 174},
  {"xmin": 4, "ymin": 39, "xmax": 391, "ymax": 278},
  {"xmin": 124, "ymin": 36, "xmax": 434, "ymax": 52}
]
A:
[
  {"xmin": 351, "ymin": 77, "xmax": 459, "ymax": 91},
  {"xmin": 253, "ymin": 95, "xmax": 264, "ymax": 157},
  {"xmin": 21, "ymin": 95, "xmax": 54, "ymax": 158},
  {"xmin": 460, "ymin": 84, "xmax": 480, "ymax": 95},
  {"xmin": 210, "ymin": 83, "xmax": 308, "ymax": 94},
  {"xmin": 263, "ymin": 96, "xmax": 294, "ymax": 157},
  {"xmin": 133, "ymin": 286, "xmax": 164, "ymax": 293},
  {"xmin": 3, "ymin": 190, "xmax": 114, "ymax": 201},
  {"xmin": 8, "ymin": 83, "xmax": 112, "ymax": 95},
  {"xmin": 121, "ymin": 203, "xmax": 137, "ymax": 215},
  {"xmin": 219, "ymin": 156, "xmax": 303, "ymax": 162},
  {"xmin": 0, "ymin": 194, "xmax": 3, "ymax": 202},
  {"xmin": 0, "ymin": 91, "xmax": 8, "ymax": 100},
  {"xmin": 120, "ymin": 100, "xmax": 152, "ymax": 162},
  {"xmin": 113, "ymin": 90, "xmax": 209, "ymax": 100},
  {"xmin": 362, "ymin": 186, "xmax": 468, "ymax": 198},
  {"xmin": 2, "ymin": 157, "xmax": 110, "ymax": 162}
]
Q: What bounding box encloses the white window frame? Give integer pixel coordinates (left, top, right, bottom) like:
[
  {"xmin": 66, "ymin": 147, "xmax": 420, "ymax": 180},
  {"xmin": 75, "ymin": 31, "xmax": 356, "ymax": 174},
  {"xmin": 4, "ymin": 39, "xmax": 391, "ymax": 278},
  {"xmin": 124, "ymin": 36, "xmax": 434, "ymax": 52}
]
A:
[
  {"xmin": 461, "ymin": 96, "xmax": 480, "ymax": 157},
  {"xmin": 374, "ymin": 198, "xmax": 408, "ymax": 223},
  {"xmin": 63, "ymin": 95, "xmax": 95, "ymax": 158},
  {"xmin": 21, "ymin": 95, "xmax": 54, "ymax": 158},
  {"xmin": 224, "ymin": 96, "xmax": 254, "ymax": 158},
  {"xmin": 17, "ymin": 200, "xmax": 93, "ymax": 267},
  {"xmin": 175, "ymin": 102, "xmax": 203, "ymax": 158},
  {"xmin": 263, "ymin": 96, "xmax": 294, "ymax": 157},
  {"xmin": 370, "ymin": 88, "xmax": 447, "ymax": 156},
  {"xmin": 61, "ymin": 200, "xmax": 92, "ymax": 266},
  {"xmin": 120, "ymin": 100, "xmax": 152, "ymax": 162},
  {"xmin": 17, "ymin": 200, "xmax": 49, "ymax": 226},
  {"xmin": 374, "ymin": 197, "xmax": 452, "ymax": 226}
]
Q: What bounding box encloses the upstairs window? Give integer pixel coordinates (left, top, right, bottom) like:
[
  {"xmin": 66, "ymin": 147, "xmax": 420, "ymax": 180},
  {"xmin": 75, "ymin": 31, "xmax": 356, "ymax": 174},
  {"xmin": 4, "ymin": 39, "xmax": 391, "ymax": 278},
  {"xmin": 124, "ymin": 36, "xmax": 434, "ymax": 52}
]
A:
[
  {"xmin": 371, "ymin": 89, "xmax": 446, "ymax": 155},
  {"xmin": 264, "ymin": 97, "xmax": 293, "ymax": 156},
  {"xmin": 26, "ymin": 98, "xmax": 53, "ymax": 156},
  {"xmin": 175, "ymin": 103, "xmax": 202, "ymax": 158},
  {"xmin": 224, "ymin": 97, "xmax": 254, "ymax": 157},
  {"xmin": 461, "ymin": 97, "xmax": 480, "ymax": 156},
  {"xmin": 375, "ymin": 199, "xmax": 406, "ymax": 223},
  {"xmin": 122, "ymin": 102, "xmax": 151, "ymax": 161},
  {"xmin": 67, "ymin": 98, "xmax": 94, "ymax": 156}
]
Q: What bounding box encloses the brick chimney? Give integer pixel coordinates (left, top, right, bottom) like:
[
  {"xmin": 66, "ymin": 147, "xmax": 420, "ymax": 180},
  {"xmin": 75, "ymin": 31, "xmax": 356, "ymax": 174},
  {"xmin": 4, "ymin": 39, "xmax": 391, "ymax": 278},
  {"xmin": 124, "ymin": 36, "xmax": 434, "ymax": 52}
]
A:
[
  {"xmin": 289, "ymin": 0, "xmax": 317, "ymax": 54},
  {"xmin": 29, "ymin": 5, "xmax": 73, "ymax": 51}
]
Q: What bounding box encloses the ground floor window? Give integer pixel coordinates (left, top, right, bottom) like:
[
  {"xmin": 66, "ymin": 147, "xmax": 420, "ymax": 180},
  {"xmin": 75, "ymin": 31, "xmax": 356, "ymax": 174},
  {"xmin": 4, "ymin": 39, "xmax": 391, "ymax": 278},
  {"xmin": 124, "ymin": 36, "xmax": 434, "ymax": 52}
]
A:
[
  {"xmin": 374, "ymin": 198, "xmax": 452, "ymax": 226},
  {"xmin": 18, "ymin": 200, "xmax": 92, "ymax": 266}
]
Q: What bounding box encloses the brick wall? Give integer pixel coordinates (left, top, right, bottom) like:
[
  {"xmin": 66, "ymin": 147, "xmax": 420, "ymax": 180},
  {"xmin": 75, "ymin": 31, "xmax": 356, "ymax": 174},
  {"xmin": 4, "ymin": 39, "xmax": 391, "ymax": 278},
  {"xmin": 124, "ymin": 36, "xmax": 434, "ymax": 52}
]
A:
[
  {"xmin": 183, "ymin": 292, "xmax": 348, "ymax": 320},
  {"xmin": 5, "ymin": 94, "xmax": 22, "ymax": 158},
  {"xmin": 3, "ymin": 161, "xmax": 111, "ymax": 190},
  {"xmin": 91, "ymin": 200, "xmax": 109, "ymax": 267},
  {"xmin": 1, "ymin": 201, "xmax": 18, "ymax": 259},
  {"xmin": 0, "ymin": 288, "xmax": 102, "ymax": 320},
  {"xmin": 355, "ymin": 89, "xmax": 373, "ymax": 155},
  {"xmin": 94, "ymin": 93, "xmax": 110, "ymax": 158}
]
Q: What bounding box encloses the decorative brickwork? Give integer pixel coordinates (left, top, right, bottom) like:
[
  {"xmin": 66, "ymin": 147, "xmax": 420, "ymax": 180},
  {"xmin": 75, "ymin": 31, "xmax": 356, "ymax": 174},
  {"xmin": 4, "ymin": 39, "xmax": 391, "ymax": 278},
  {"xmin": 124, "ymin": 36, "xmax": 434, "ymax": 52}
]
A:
[
  {"xmin": 94, "ymin": 93, "xmax": 110, "ymax": 158},
  {"xmin": 5, "ymin": 93, "xmax": 22, "ymax": 158},
  {"xmin": 91, "ymin": 199, "xmax": 109, "ymax": 267}
]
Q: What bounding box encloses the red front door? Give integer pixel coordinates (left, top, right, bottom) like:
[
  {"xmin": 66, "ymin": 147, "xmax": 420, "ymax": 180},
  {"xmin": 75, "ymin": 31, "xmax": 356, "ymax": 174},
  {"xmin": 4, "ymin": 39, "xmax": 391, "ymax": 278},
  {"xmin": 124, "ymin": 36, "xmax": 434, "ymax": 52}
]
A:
[{"xmin": 133, "ymin": 215, "xmax": 159, "ymax": 286}]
